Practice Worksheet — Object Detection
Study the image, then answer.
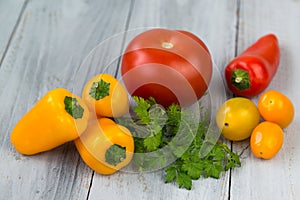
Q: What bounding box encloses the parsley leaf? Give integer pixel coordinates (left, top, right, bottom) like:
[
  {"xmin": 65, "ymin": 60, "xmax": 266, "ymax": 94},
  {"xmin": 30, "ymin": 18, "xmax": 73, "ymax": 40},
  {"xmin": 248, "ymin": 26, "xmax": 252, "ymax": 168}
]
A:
[
  {"xmin": 117, "ymin": 96, "xmax": 241, "ymax": 190},
  {"xmin": 132, "ymin": 96, "xmax": 151, "ymax": 124},
  {"xmin": 143, "ymin": 131, "xmax": 162, "ymax": 152},
  {"xmin": 165, "ymin": 166, "xmax": 177, "ymax": 183},
  {"xmin": 176, "ymin": 171, "xmax": 192, "ymax": 190},
  {"xmin": 182, "ymin": 161, "xmax": 203, "ymax": 180}
]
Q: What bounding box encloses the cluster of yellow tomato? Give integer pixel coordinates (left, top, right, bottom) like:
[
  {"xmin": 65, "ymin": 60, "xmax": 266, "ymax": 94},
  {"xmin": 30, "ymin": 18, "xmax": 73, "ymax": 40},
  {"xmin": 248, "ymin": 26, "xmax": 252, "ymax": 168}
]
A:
[
  {"xmin": 11, "ymin": 73, "xmax": 134, "ymax": 175},
  {"xmin": 216, "ymin": 90, "xmax": 294, "ymax": 159}
]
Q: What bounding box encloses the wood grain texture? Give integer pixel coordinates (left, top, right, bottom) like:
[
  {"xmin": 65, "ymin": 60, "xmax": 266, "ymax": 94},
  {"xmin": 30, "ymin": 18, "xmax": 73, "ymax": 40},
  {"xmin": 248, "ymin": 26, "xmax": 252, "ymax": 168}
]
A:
[
  {"xmin": 88, "ymin": 0, "xmax": 238, "ymax": 199},
  {"xmin": 1, "ymin": 0, "xmax": 299, "ymax": 199},
  {"xmin": 231, "ymin": 1, "xmax": 300, "ymax": 200},
  {"xmin": 0, "ymin": 0, "xmax": 25, "ymax": 63},
  {"xmin": 0, "ymin": 0, "xmax": 131, "ymax": 199}
]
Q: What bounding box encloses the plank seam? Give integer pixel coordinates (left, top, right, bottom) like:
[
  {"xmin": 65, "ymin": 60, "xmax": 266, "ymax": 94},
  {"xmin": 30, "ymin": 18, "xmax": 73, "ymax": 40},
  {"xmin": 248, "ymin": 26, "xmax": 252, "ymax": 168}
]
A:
[
  {"xmin": 86, "ymin": 171, "xmax": 95, "ymax": 200},
  {"xmin": 0, "ymin": 0, "xmax": 29, "ymax": 68},
  {"xmin": 234, "ymin": 0, "xmax": 241, "ymax": 57},
  {"xmin": 228, "ymin": 0, "xmax": 241, "ymax": 200},
  {"xmin": 114, "ymin": 0, "xmax": 135, "ymax": 78},
  {"xmin": 85, "ymin": 1, "xmax": 135, "ymax": 199}
]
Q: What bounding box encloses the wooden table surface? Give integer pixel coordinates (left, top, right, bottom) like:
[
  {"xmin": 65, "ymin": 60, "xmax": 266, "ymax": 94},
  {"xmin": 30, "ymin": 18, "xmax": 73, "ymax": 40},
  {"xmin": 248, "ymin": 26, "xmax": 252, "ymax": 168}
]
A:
[{"xmin": 0, "ymin": 0, "xmax": 299, "ymax": 199}]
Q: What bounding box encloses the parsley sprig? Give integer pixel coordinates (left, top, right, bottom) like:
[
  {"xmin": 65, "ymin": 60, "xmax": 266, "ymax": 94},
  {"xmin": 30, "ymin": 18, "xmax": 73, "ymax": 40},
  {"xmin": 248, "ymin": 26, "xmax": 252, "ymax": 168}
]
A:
[{"xmin": 117, "ymin": 96, "xmax": 241, "ymax": 190}]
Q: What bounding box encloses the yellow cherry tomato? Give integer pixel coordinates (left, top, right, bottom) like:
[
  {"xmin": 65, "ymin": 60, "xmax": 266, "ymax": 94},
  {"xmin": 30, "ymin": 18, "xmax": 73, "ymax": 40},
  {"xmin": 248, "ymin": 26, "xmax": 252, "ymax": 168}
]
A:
[
  {"xmin": 250, "ymin": 121, "xmax": 284, "ymax": 159},
  {"xmin": 216, "ymin": 97, "xmax": 260, "ymax": 141},
  {"xmin": 82, "ymin": 74, "xmax": 129, "ymax": 118},
  {"xmin": 74, "ymin": 118, "xmax": 134, "ymax": 175},
  {"xmin": 258, "ymin": 90, "xmax": 294, "ymax": 128}
]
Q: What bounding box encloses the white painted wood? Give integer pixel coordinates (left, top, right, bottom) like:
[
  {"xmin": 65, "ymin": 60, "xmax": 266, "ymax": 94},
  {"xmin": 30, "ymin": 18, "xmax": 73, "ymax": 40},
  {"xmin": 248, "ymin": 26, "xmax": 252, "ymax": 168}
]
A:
[
  {"xmin": 88, "ymin": 0, "xmax": 238, "ymax": 199},
  {"xmin": 2, "ymin": 0, "xmax": 299, "ymax": 199},
  {"xmin": 0, "ymin": 0, "xmax": 25, "ymax": 61},
  {"xmin": 89, "ymin": 171, "xmax": 230, "ymax": 200},
  {"xmin": 231, "ymin": 1, "xmax": 300, "ymax": 200},
  {"xmin": 0, "ymin": 0, "xmax": 131, "ymax": 199}
]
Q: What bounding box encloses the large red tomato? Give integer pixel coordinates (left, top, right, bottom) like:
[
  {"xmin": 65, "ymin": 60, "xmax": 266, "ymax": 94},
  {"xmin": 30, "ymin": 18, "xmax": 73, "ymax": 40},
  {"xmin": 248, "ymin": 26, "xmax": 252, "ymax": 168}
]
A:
[{"xmin": 121, "ymin": 28, "xmax": 212, "ymax": 107}]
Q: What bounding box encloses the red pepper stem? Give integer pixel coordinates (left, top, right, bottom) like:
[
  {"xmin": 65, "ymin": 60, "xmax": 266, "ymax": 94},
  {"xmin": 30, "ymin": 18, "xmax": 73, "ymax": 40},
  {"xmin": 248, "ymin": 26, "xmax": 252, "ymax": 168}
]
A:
[
  {"xmin": 230, "ymin": 69, "xmax": 250, "ymax": 91},
  {"xmin": 235, "ymin": 77, "xmax": 243, "ymax": 83}
]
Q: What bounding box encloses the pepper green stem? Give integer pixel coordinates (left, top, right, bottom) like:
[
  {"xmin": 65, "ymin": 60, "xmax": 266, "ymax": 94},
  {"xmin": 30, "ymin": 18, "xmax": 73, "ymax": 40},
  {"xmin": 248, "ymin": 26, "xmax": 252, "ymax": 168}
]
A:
[
  {"xmin": 89, "ymin": 79, "xmax": 110, "ymax": 100},
  {"xmin": 105, "ymin": 144, "xmax": 126, "ymax": 166},
  {"xmin": 64, "ymin": 96, "xmax": 84, "ymax": 119},
  {"xmin": 230, "ymin": 69, "xmax": 250, "ymax": 90}
]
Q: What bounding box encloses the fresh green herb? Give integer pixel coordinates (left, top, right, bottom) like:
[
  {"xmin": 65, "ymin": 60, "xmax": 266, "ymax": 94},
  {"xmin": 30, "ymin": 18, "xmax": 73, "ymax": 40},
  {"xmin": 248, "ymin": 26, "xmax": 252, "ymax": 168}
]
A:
[{"xmin": 117, "ymin": 97, "xmax": 241, "ymax": 190}]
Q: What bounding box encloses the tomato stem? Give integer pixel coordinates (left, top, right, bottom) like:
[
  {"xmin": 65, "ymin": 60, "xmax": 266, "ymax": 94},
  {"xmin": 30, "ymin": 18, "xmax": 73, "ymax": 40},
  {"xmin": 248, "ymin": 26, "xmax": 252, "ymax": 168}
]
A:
[{"xmin": 161, "ymin": 42, "xmax": 174, "ymax": 49}]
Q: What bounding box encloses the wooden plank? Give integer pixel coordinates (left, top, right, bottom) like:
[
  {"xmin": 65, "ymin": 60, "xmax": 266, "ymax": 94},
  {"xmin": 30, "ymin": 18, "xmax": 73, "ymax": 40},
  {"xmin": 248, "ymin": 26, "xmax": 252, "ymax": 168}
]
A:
[
  {"xmin": 0, "ymin": 0, "xmax": 131, "ymax": 199},
  {"xmin": 0, "ymin": 0, "xmax": 25, "ymax": 64},
  {"xmin": 231, "ymin": 1, "xmax": 300, "ymax": 199},
  {"xmin": 88, "ymin": 0, "xmax": 239, "ymax": 199}
]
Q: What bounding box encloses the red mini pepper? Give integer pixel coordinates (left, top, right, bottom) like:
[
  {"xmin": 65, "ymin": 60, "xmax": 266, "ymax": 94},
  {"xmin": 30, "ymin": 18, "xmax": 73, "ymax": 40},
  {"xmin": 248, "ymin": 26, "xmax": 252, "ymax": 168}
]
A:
[{"xmin": 225, "ymin": 34, "xmax": 280, "ymax": 97}]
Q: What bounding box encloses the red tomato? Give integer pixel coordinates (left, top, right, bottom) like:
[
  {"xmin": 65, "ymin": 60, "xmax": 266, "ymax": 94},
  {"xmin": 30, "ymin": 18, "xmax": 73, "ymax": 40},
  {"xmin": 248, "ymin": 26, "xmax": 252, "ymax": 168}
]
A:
[{"xmin": 121, "ymin": 28, "xmax": 212, "ymax": 107}]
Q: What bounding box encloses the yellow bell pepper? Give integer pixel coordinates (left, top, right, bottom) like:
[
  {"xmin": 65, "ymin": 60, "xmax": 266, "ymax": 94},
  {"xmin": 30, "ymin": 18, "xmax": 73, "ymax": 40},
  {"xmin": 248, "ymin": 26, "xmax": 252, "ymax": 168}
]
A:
[
  {"xmin": 10, "ymin": 88, "xmax": 89, "ymax": 155},
  {"xmin": 81, "ymin": 73, "xmax": 129, "ymax": 118},
  {"xmin": 75, "ymin": 118, "xmax": 134, "ymax": 175}
]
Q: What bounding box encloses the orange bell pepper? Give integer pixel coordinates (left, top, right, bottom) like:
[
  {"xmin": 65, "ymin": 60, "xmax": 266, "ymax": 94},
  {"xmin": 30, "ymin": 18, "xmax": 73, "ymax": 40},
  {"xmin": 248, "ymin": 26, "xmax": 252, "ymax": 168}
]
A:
[
  {"xmin": 74, "ymin": 118, "xmax": 134, "ymax": 175},
  {"xmin": 10, "ymin": 88, "xmax": 89, "ymax": 155}
]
